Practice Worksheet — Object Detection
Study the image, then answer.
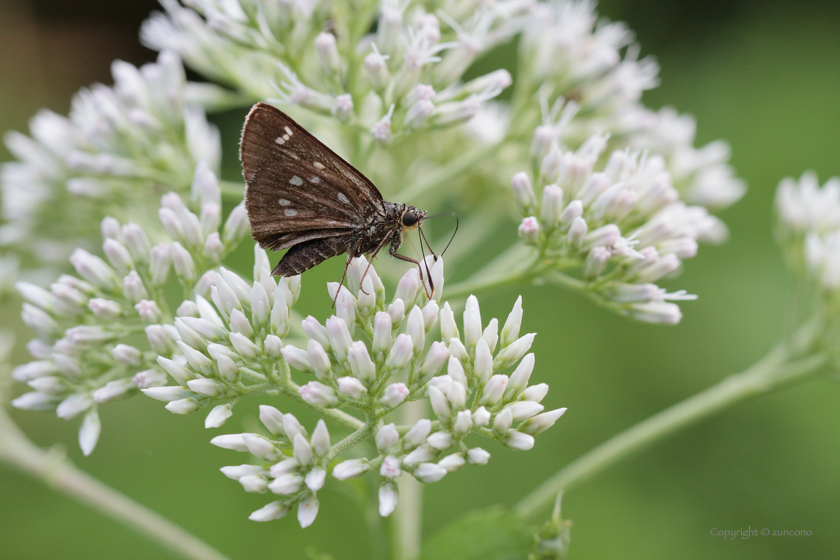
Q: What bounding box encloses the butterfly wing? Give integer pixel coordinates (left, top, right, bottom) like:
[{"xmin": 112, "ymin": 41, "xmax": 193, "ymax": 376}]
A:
[{"xmin": 240, "ymin": 103, "xmax": 385, "ymax": 250}]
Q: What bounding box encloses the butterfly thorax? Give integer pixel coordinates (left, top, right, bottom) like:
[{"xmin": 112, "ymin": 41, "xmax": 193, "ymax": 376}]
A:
[{"xmin": 350, "ymin": 201, "xmax": 426, "ymax": 257}]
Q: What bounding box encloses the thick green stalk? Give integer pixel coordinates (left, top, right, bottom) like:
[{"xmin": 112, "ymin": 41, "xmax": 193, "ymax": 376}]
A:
[{"xmin": 514, "ymin": 345, "xmax": 828, "ymax": 519}]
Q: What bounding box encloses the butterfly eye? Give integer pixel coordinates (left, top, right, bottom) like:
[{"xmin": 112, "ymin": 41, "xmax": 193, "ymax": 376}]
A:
[{"xmin": 402, "ymin": 212, "xmax": 418, "ymax": 227}]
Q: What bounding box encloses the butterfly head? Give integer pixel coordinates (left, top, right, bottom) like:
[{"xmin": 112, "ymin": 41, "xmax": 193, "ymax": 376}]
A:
[{"xmin": 400, "ymin": 205, "xmax": 426, "ymax": 232}]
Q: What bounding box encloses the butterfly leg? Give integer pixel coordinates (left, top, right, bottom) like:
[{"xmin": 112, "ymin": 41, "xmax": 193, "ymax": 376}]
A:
[
  {"xmin": 389, "ymin": 243, "xmax": 434, "ymax": 300},
  {"xmin": 332, "ymin": 256, "xmax": 354, "ymax": 309},
  {"xmin": 358, "ymin": 231, "xmax": 394, "ymax": 296}
]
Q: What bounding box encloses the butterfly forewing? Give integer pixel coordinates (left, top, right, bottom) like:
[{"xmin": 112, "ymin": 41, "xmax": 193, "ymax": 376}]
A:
[{"xmin": 241, "ymin": 103, "xmax": 385, "ymax": 249}]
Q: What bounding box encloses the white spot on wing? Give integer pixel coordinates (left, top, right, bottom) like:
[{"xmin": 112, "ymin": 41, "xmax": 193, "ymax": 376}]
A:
[
  {"xmin": 284, "ymin": 126, "xmax": 293, "ymax": 136},
  {"xmin": 337, "ymin": 193, "xmax": 350, "ymax": 205},
  {"xmin": 314, "ymin": 162, "xmax": 325, "ymax": 170},
  {"xmin": 311, "ymin": 176, "xmax": 320, "ymax": 184},
  {"xmin": 278, "ymin": 198, "xmax": 291, "ymax": 206},
  {"xmin": 290, "ymin": 175, "xmax": 303, "ymax": 186},
  {"xmin": 284, "ymin": 209, "xmax": 298, "ymax": 217},
  {"xmin": 275, "ymin": 137, "xmax": 285, "ymax": 145}
]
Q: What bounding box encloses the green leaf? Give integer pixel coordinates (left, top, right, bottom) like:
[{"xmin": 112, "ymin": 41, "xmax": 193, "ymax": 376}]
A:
[{"xmin": 419, "ymin": 506, "xmax": 533, "ymax": 560}]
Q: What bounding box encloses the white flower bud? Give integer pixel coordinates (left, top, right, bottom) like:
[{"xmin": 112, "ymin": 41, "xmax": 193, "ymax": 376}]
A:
[
  {"xmin": 79, "ymin": 409, "xmax": 101, "ymax": 456},
  {"xmin": 315, "ymin": 32, "xmax": 341, "ymax": 76},
  {"xmin": 12, "ymin": 392, "xmax": 60, "ymax": 411},
  {"xmin": 271, "ymin": 459, "xmax": 300, "ymax": 480},
  {"xmin": 426, "ymin": 431, "xmax": 453, "ymax": 450},
  {"xmin": 406, "ymin": 306, "xmax": 425, "ymax": 355},
  {"xmin": 505, "ymin": 431, "xmax": 535, "ymax": 450},
  {"xmin": 480, "ymin": 374, "xmax": 509, "ymax": 406},
  {"xmin": 305, "ymin": 467, "xmax": 327, "ymax": 492},
  {"xmin": 299, "ymin": 381, "xmax": 339, "ymax": 407},
  {"xmin": 103, "ymin": 239, "xmax": 133, "ymax": 276},
  {"xmin": 203, "ymin": 232, "xmax": 223, "ymax": 262},
  {"xmin": 365, "ymin": 48, "xmax": 391, "ymax": 93},
  {"xmin": 69, "ymin": 249, "xmax": 119, "ymax": 289},
  {"xmin": 308, "ymin": 339, "xmax": 332, "ymax": 380},
  {"xmin": 145, "ymin": 324, "xmax": 176, "ymax": 355},
  {"xmin": 451, "ymin": 409, "xmax": 471, "ymax": 434},
  {"xmin": 238, "ymin": 475, "xmax": 268, "ymax": 493},
  {"xmin": 372, "ymin": 311, "xmax": 392, "ymax": 356},
  {"xmin": 379, "ymin": 481, "xmax": 399, "ymax": 517},
  {"xmin": 567, "ymin": 216, "xmax": 588, "ymax": 248},
  {"xmin": 195, "ymin": 270, "xmax": 216, "ymax": 298},
  {"xmin": 395, "ymin": 269, "xmax": 419, "ymax": 304},
  {"xmin": 418, "ymin": 342, "xmax": 449, "ymax": 384},
  {"xmin": 244, "ymin": 433, "xmax": 280, "ymax": 461},
  {"xmin": 281, "ymin": 345, "xmax": 313, "ymax": 372},
  {"xmin": 519, "ymin": 407, "xmax": 567, "ymax": 435},
  {"xmin": 337, "ymin": 376, "xmax": 367, "ymax": 399},
  {"xmin": 628, "ymin": 301, "xmax": 682, "ymax": 325},
  {"xmin": 229, "ymin": 309, "xmax": 254, "ymax": 338},
  {"xmin": 388, "ymin": 298, "xmax": 405, "ymax": 324},
  {"xmin": 259, "ymin": 405, "xmax": 286, "ymax": 436},
  {"xmin": 205, "ymin": 403, "xmax": 234, "ymax": 428},
  {"xmin": 583, "ymin": 224, "xmax": 621, "ymax": 251},
  {"xmin": 156, "ymin": 356, "xmax": 193, "ymax": 384},
  {"xmin": 440, "ymin": 302, "xmax": 459, "ymax": 342},
  {"xmin": 505, "ymin": 353, "xmax": 535, "ymax": 400},
  {"xmin": 403, "ymin": 443, "xmax": 436, "ymax": 466},
  {"xmin": 326, "ymin": 316, "xmax": 353, "ymax": 361},
  {"xmin": 541, "ymin": 184, "xmax": 564, "ymax": 227},
  {"xmin": 405, "ymin": 418, "xmax": 432, "ymax": 447},
  {"xmin": 165, "ymin": 398, "xmax": 200, "ymax": 415},
  {"xmin": 347, "ymin": 341, "xmax": 375, "ymax": 383},
  {"xmin": 494, "ymin": 333, "xmax": 536, "ymax": 370},
  {"xmin": 122, "ymin": 222, "xmax": 151, "ymax": 263},
  {"xmin": 283, "ymin": 413, "xmax": 306, "ymax": 440},
  {"xmin": 222, "ymin": 203, "xmax": 248, "ymax": 245},
  {"xmin": 474, "ymin": 338, "xmax": 493, "ymax": 384},
  {"xmin": 177, "ymin": 341, "xmax": 214, "ymax": 374},
  {"xmin": 270, "ymin": 286, "xmax": 289, "ymax": 336},
  {"xmin": 448, "ymin": 338, "xmax": 469, "ymax": 362},
  {"xmin": 88, "ymin": 298, "xmax": 122, "ymax": 320},
  {"xmin": 438, "ymin": 453, "xmax": 466, "ymax": 472},
  {"xmin": 386, "ymin": 334, "xmax": 413, "ymax": 369},
  {"xmin": 447, "ymin": 355, "xmax": 467, "ymax": 387},
  {"xmin": 332, "ymin": 458, "xmax": 369, "ymax": 480},
  {"xmin": 380, "ymin": 455, "xmax": 402, "ymax": 479},
  {"xmin": 249, "ymin": 501, "xmax": 288, "ymax": 522},
  {"xmin": 413, "ymin": 463, "xmax": 447, "ymax": 483},
  {"xmin": 463, "ymin": 295, "xmax": 482, "ymax": 350},
  {"xmin": 512, "ymin": 172, "xmax": 536, "ymax": 214},
  {"xmin": 376, "ymin": 424, "xmax": 400, "ymax": 453},
  {"xmin": 210, "ymin": 433, "xmax": 249, "ymax": 452},
  {"xmin": 221, "ymin": 464, "xmax": 264, "ymax": 481},
  {"xmin": 269, "ymin": 473, "xmax": 303, "ymax": 495},
  {"xmin": 380, "ymin": 382, "xmax": 409, "ymax": 408},
  {"xmin": 334, "ymin": 93, "xmax": 354, "ymax": 122},
  {"xmin": 93, "ymin": 379, "xmax": 137, "ymax": 403},
  {"xmin": 308, "ymin": 420, "xmax": 330, "ymax": 458},
  {"xmin": 293, "ymin": 432, "xmax": 314, "ymax": 466},
  {"xmin": 187, "ymin": 377, "xmax": 223, "ymax": 397},
  {"xmin": 501, "ymin": 296, "xmax": 523, "ymax": 348},
  {"xmin": 112, "ymin": 343, "xmax": 142, "ymax": 366},
  {"xmin": 560, "ymin": 200, "xmax": 584, "ymax": 226},
  {"xmin": 264, "ymin": 335, "xmax": 282, "ymax": 359},
  {"xmin": 467, "ymin": 447, "xmax": 490, "ymax": 465},
  {"xmin": 522, "ymin": 383, "xmax": 549, "ymax": 402},
  {"xmin": 134, "ymin": 299, "xmax": 162, "ymax": 323}
]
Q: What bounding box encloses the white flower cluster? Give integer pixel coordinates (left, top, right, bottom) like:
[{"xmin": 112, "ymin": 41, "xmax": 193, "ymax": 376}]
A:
[
  {"xmin": 212, "ymin": 257, "xmax": 564, "ymax": 527},
  {"xmin": 1, "ymin": 51, "xmax": 220, "ymax": 265},
  {"xmin": 11, "ymin": 165, "xmax": 248, "ymax": 454},
  {"xmin": 513, "ymin": 131, "xmax": 727, "ymax": 324},
  {"xmin": 141, "ymin": 0, "xmax": 524, "ymax": 141},
  {"xmin": 775, "ymin": 172, "xmax": 840, "ymax": 298},
  {"xmin": 516, "ymin": 2, "xmax": 744, "ymax": 213}
]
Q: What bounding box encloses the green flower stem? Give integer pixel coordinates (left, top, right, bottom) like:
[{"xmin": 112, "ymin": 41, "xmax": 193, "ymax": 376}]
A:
[
  {"xmin": 513, "ymin": 344, "xmax": 829, "ymax": 519},
  {"xmin": 0, "ymin": 409, "xmax": 230, "ymax": 560},
  {"xmin": 394, "ymin": 399, "xmax": 426, "ymax": 560},
  {"xmin": 327, "ymin": 422, "xmax": 374, "ymax": 461}
]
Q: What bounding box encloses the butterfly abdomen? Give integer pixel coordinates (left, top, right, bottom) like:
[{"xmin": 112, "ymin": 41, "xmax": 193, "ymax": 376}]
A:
[{"xmin": 272, "ymin": 235, "xmax": 353, "ymax": 276}]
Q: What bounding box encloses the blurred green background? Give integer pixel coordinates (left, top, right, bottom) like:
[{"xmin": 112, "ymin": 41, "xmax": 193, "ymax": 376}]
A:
[{"xmin": 1, "ymin": 0, "xmax": 839, "ymax": 558}]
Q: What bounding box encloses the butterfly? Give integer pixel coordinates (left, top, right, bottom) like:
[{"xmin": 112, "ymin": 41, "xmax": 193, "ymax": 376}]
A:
[{"xmin": 240, "ymin": 102, "xmax": 436, "ymax": 299}]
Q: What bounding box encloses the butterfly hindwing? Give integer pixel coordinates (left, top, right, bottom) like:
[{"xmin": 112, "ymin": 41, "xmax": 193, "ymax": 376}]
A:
[{"xmin": 241, "ymin": 103, "xmax": 385, "ymax": 248}]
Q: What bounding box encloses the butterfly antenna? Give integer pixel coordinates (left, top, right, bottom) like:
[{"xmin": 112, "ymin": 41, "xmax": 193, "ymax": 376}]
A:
[
  {"xmin": 424, "ymin": 212, "xmax": 459, "ymax": 257},
  {"xmin": 418, "ymin": 229, "xmax": 434, "ymax": 299}
]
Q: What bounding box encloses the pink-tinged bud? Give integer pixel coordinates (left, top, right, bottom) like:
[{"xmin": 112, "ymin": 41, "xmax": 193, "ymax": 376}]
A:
[
  {"xmin": 371, "ymin": 106, "xmax": 394, "ymax": 144},
  {"xmin": 418, "ymin": 341, "xmax": 449, "ymax": 384},
  {"xmin": 428, "ymin": 385, "xmax": 451, "ymax": 420},
  {"xmin": 386, "ymin": 334, "xmax": 413, "ymax": 369},
  {"xmin": 388, "ymin": 298, "xmax": 406, "ymax": 324},
  {"xmin": 511, "ymin": 172, "xmax": 536, "ymax": 214},
  {"xmin": 583, "ymin": 224, "xmax": 620, "ymax": 251},
  {"xmin": 315, "ymin": 32, "xmax": 341, "ymax": 75},
  {"xmin": 145, "ymin": 324, "xmax": 176, "ymax": 355},
  {"xmin": 518, "ymin": 216, "xmax": 540, "ymax": 244},
  {"xmin": 334, "ymin": 93, "xmax": 354, "ymax": 122},
  {"xmin": 332, "ymin": 458, "xmax": 369, "ymax": 480},
  {"xmin": 567, "ymin": 216, "xmax": 587, "ymax": 248},
  {"xmin": 519, "ymin": 407, "xmax": 567, "ymax": 435},
  {"xmin": 112, "ymin": 343, "xmax": 142, "ymax": 366},
  {"xmin": 134, "ymin": 299, "xmax": 162, "ymax": 323},
  {"xmin": 439, "ymin": 302, "xmax": 459, "ymax": 341},
  {"xmin": 103, "ymin": 239, "xmax": 133, "ymax": 276},
  {"xmin": 463, "ymin": 295, "xmax": 482, "ymax": 350},
  {"xmin": 380, "ymin": 456, "xmax": 402, "ymax": 479},
  {"xmin": 380, "ymin": 382, "xmax": 409, "ymax": 408},
  {"xmin": 467, "ymin": 447, "xmax": 490, "ymax": 465},
  {"xmin": 584, "ymin": 246, "xmax": 612, "ymax": 279},
  {"xmin": 403, "ymin": 443, "xmax": 436, "ymax": 466},
  {"xmin": 494, "ymin": 333, "xmax": 536, "ymax": 370},
  {"xmin": 540, "ymin": 145, "xmax": 563, "ymax": 183},
  {"xmin": 505, "ymin": 430, "xmax": 535, "ymax": 450},
  {"xmin": 404, "ymin": 98, "xmax": 435, "ymax": 129},
  {"xmin": 308, "ymin": 339, "xmax": 332, "ymax": 380},
  {"xmin": 88, "ymin": 298, "xmax": 121, "ymax": 320},
  {"xmin": 170, "ymin": 242, "xmax": 196, "ymax": 284},
  {"xmin": 69, "ymin": 249, "xmax": 118, "ymax": 289},
  {"xmin": 395, "ymin": 269, "xmax": 420, "ymax": 304},
  {"xmin": 347, "ymin": 341, "xmax": 376, "ymax": 383},
  {"xmin": 122, "ymin": 222, "xmax": 151, "ymax": 263},
  {"xmin": 372, "ymin": 311, "xmax": 392, "ymax": 356},
  {"xmin": 149, "ymin": 244, "xmax": 171, "ymax": 287},
  {"xmin": 480, "ymin": 374, "xmax": 509, "ymax": 406},
  {"xmin": 541, "ymin": 184, "xmax": 564, "ymax": 228},
  {"xmin": 413, "ymin": 463, "xmax": 447, "ymax": 483},
  {"xmin": 522, "ymin": 383, "xmax": 549, "ymax": 403},
  {"xmin": 532, "ymin": 125, "xmax": 554, "ymax": 160},
  {"xmin": 93, "ymin": 378, "xmax": 137, "ymax": 403},
  {"xmin": 379, "ymin": 481, "xmax": 399, "ymax": 517},
  {"xmin": 203, "ymin": 232, "xmax": 223, "ymax": 262},
  {"xmin": 634, "ymin": 253, "xmax": 681, "ymax": 283},
  {"xmin": 299, "ymin": 381, "xmax": 339, "ymax": 407},
  {"xmin": 365, "ymin": 48, "xmax": 391, "ymax": 93},
  {"xmin": 376, "ymin": 424, "xmax": 400, "ymax": 452},
  {"xmin": 560, "ymin": 200, "xmax": 583, "ymax": 227},
  {"xmin": 337, "ymin": 376, "xmax": 367, "ymax": 399},
  {"xmin": 326, "ymin": 316, "xmax": 353, "ymax": 361},
  {"xmin": 281, "ymin": 345, "xmax": 313, "ymax": 373},
  {"xmin": 405, "ymin": 418, "xmax": 432, "ymax": 448}
]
